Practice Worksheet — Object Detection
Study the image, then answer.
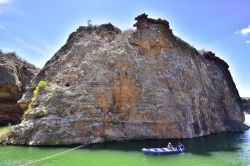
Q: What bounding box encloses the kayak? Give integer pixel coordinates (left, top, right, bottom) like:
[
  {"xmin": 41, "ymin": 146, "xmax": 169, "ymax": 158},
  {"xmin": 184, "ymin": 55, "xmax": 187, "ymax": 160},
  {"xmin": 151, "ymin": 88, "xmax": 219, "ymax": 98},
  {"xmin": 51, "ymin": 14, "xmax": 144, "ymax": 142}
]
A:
[{"xmin": 141, "ymin": 147, "xmax": 184, "ymax": 155}]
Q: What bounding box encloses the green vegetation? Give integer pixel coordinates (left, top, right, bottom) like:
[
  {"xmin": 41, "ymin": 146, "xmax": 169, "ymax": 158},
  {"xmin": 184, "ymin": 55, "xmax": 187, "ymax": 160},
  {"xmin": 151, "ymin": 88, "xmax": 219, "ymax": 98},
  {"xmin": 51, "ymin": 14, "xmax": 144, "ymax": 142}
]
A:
[
  {"xmin": 0, "ymin": 125, "xmax": 11, "ymax": 143},
  {"xmin": 241, "ymin": 98, "xmax": 250, "ymax": 113},
  {"xmin": 25, "ymin": 80, "xmax": 48, "ymax": 113}
]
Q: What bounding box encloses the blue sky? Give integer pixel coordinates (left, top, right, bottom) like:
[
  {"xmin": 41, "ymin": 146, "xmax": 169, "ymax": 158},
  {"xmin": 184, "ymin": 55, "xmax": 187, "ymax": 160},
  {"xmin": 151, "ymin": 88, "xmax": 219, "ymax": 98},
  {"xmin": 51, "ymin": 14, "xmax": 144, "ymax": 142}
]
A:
[{"xmin": 0, "ymin": 0, "xmax": 249, "ymax": 97}]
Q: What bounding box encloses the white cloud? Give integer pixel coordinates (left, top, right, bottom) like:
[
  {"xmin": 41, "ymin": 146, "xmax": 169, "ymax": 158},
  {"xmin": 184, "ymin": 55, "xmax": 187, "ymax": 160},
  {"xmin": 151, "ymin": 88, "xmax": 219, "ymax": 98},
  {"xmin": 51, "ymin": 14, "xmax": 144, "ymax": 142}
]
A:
[
  {"xmin": 0, "ymin": 0, "xmax": 12, "ymax": 4},
  {"xmin": 20, "ymin": 31, "xmax": 57, "ymax": 56},
  {"xmin": 235, "ymin": 25, "xmax": 250, "ymax": 36},
  {"xmin": 16, "ymin": 38, "xmax": 46, "ymax": 55},
  {"xmin": 246, "ymin": 40, "xmax": 250, "ymax": 44},
  {"xmin": 31, "ymin": 33, "xmax": 55, "ymax": 53},
  {"xmin": 0, "ymin": 25, "xmax": 7, "ymax": 30}
]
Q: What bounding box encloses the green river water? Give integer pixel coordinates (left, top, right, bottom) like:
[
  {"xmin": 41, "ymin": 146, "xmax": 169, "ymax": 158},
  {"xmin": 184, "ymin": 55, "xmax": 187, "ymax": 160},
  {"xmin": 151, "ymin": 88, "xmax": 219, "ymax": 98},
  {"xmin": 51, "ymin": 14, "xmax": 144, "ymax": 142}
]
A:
[{"xmin": 1, "ymin": 114, "xmax": 250, "ymax": 166}]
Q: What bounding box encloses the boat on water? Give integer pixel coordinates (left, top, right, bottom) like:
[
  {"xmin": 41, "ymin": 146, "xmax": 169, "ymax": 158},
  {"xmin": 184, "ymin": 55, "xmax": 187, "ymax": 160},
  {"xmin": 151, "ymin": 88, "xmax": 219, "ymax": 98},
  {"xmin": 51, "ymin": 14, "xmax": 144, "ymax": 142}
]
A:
[{"xmin": 141, "ymin": 147, "xmax": 185, "ymax": 155}]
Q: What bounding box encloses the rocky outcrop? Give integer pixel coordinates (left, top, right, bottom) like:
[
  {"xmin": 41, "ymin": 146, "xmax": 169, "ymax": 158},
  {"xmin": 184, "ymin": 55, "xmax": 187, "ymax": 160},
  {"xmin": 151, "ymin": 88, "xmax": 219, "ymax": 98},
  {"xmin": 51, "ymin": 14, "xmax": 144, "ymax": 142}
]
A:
[
  {"xmin": 0, "ymin": 52, "xmax": 38, "ymax": 125},
  {"xmin": 242, "ymin": 97, "xmax": 250, "ymax": 113},
  {"xmin": 6, "ymin": 14, "xmax": 247, "ymax": 145}
]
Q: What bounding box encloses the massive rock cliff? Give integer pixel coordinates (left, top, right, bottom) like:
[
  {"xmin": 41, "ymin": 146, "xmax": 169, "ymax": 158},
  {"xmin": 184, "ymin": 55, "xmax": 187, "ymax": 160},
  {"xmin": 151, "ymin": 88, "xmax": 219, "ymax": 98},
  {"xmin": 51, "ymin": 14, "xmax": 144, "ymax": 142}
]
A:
[
  {"xmin": 0, "ymin": 52, "xmax": 38, "ymax": 125},
  {"xmin": 6, "ymin": 14, "xmax": 246, "ymax": 145}
]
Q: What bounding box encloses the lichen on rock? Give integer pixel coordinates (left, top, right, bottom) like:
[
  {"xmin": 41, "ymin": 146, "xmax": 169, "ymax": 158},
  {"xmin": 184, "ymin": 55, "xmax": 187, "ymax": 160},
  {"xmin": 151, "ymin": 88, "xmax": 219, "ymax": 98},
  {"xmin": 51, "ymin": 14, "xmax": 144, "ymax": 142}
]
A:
[{"xmin": 6, "ymin": 14, "xmax": 248, "ymax": 145}]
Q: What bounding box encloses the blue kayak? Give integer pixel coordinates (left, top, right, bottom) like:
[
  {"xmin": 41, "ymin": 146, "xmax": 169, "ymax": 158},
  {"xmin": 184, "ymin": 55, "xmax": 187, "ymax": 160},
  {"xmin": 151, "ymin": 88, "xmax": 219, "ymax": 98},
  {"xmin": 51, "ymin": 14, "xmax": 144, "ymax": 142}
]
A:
[{"xmin": 141, "ymin": 147, "xmax": 184, "ymax": 155}]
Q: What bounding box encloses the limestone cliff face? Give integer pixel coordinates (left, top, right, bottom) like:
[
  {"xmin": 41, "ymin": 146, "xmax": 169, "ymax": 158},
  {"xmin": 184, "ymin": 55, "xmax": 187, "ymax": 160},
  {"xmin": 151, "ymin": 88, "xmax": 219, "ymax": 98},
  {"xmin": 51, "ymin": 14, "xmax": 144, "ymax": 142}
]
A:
[
  {"xmin": 0, "ymin": 52, "xmax": 38, "ymax": 125},
  {"xmin": 7, "ymin": 14, "xmax": 246, "ymax": 145}
]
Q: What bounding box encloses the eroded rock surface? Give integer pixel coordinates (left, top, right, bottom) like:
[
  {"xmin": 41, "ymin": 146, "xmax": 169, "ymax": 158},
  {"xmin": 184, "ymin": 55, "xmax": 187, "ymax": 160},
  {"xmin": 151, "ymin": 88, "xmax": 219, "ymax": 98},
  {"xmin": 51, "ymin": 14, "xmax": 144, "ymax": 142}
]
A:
[
  {"xmin": 0, "ymin": 52, "xmax": 38, "ymax": 125},
  {"xmin": 7, "ymin": 14, "xmax": 247, "ymax": 145}
]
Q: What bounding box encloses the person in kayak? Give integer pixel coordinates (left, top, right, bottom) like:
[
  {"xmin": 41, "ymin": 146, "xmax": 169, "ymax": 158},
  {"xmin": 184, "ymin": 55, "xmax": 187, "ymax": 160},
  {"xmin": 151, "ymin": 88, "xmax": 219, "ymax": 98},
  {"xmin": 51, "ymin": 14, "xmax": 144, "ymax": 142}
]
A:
[
  {"xmin": 167, "ymin": 142, "xmax": 173, "ymax": 150},
  {"xmin": 177, "ymin": 142, "xmax": 184, "ymax": 149}
]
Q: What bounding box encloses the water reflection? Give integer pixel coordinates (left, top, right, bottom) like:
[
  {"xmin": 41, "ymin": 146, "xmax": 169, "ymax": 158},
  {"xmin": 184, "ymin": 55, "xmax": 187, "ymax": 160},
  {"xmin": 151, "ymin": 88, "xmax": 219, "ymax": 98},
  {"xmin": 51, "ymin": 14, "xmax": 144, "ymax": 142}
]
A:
[
  {"xmin": 86, "ymin": 114, "xmax": 250, "ymax": 157},
  {"xmin": 86, "ymin": 133, "xmax": 242, "ymax": 155}
]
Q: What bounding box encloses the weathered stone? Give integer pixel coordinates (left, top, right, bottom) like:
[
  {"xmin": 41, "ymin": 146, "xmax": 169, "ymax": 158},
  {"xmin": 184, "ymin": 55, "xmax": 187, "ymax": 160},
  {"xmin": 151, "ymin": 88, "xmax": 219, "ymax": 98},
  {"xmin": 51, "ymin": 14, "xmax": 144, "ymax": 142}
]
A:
[
  {"xmin": 6, "ymin": 14, "xmax": 247, "ymax": 145},
  {"xmin": 0, "ymin": 53, "xmax": 38, "ymax": 125}
]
